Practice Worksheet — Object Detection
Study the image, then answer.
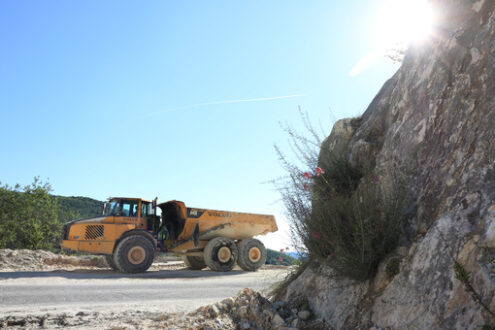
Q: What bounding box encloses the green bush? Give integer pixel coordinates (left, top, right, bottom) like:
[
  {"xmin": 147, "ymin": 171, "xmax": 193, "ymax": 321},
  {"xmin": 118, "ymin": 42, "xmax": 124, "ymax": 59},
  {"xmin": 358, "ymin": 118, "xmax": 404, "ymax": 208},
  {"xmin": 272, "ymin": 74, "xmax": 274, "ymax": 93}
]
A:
[{"xmin": 0, "ymin": 177, "xmax": 61, "ymax": 250}]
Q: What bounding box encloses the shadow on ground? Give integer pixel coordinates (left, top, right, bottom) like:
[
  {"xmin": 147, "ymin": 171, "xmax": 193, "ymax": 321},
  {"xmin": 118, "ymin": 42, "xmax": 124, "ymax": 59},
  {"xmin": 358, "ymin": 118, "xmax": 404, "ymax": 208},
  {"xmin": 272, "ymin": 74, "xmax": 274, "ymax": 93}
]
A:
[{"xmin": 0, "ymin": 268, "xmax": 249, "ymax": 280}]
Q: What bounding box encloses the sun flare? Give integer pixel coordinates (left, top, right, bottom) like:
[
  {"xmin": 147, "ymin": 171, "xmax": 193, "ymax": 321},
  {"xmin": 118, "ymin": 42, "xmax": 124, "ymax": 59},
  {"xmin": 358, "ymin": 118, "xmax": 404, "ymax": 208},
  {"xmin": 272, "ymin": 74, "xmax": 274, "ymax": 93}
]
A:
[
  {"xmin": 350, "ymin": 0, "xmax": 435, "ymax": 76},
  {"xmin": 374, "ymin": 0, "xmax": 434, "ymax": 51}
]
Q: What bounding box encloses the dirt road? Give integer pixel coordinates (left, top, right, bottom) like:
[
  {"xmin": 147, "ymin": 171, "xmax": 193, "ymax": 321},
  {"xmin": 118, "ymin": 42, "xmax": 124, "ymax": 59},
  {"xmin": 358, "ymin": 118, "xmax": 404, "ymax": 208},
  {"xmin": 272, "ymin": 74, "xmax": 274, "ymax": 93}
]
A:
[{"xmin": 0, "ymin": 267, "xmax": 288, "ymax": 317}]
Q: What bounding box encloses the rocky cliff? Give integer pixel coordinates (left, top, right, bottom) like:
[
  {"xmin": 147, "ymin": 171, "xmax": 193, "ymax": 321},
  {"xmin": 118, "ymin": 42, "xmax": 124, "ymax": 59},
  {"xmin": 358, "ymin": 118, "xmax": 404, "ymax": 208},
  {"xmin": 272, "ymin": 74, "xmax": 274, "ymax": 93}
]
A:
[{"xmin": 284, "ymin": 0, "xmax": 495, "ymax": 328}]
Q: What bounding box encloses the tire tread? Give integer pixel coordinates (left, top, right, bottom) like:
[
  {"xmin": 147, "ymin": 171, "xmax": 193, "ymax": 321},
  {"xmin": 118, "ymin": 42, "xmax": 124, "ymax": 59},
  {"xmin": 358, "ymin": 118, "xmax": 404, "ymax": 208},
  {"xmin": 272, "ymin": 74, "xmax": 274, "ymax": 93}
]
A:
[
  {"xmin": 114, "ymin": 235, "xmax": 155, "ymax": 273},
  {"xmin": 183, "ymin": 255, "xmax": 206, "ymax": 270},
  {"xmin": 203, "ymin": 237, "xmax": 238, "ymax": 272},
  {"xmin": 237, "ymin": 238, "xmax": 266, "ymax": 271}
]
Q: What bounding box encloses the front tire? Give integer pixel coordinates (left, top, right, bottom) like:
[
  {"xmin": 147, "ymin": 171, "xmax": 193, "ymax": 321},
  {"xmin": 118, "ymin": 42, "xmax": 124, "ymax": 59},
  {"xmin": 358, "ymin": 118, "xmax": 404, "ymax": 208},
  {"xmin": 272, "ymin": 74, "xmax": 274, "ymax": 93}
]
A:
[
  {"xmin": 105, "ymin": 254, "xmax": 118, "ymax": 270},
  {"xmin": 237, "ymin": 238, "xmax": 266, "ymax": 271},
  {"xmin": 204, "ymin": 237, "xmax": 238, "ymax": 272},
  {"xmin": 114, "ymin": 235, "xmax": 155, "ymax": 273},
  {"xmin": 182, "ymin": 255, "xmax": 206, "ymax": 270}
]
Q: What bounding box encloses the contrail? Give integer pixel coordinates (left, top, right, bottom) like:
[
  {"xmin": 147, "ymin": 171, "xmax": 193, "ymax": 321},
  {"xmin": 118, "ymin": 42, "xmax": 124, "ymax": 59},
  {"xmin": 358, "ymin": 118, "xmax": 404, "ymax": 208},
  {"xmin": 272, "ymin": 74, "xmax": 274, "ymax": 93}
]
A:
[
  {"xmin": 190, "ymin": 94, "xmax": 306, "ymax": 106},
  {"xmin": 146, "ymin": 94, "xmax": 306, "ymax": 117}
]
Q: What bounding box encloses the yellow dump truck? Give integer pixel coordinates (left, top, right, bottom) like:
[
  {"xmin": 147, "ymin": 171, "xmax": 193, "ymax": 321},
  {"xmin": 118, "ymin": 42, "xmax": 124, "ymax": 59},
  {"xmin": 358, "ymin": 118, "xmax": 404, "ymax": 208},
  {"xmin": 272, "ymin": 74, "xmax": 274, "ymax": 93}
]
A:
[{"xmin": 61, "ymin": 197, "xmax": 277, "ymax": 273}]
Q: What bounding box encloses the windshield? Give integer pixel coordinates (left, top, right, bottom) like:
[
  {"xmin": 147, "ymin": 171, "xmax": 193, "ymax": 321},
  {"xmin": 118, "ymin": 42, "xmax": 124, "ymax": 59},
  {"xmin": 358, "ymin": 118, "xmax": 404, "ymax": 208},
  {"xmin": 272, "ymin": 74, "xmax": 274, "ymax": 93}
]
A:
[
  {"xmin": 103, "ymin": 199, "xmax": 140, "ymax": 217},
  {"xmin": 103, "ymin": 200, "xmax": 121, "ymax": 216}
]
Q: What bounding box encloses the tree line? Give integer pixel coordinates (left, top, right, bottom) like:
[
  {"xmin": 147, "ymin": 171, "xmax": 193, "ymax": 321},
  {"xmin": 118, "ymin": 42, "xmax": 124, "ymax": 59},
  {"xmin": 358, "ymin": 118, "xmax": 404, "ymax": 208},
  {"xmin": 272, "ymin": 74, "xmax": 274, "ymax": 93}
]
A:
[{"xmin": 0, "ymin": 177, "xmax": 103, "ymax": 250}]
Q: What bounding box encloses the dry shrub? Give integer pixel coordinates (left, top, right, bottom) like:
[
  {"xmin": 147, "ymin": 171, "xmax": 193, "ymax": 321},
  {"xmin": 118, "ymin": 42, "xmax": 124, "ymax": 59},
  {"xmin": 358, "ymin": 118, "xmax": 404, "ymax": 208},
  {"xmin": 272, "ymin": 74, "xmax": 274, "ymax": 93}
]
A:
[
  {"xmin": 275, "ymin": 111, "xmax": 406, "ymax": 281},
  {"xmin": 309, "ymin": 158, "xmax": 406, "ymax": 280}
]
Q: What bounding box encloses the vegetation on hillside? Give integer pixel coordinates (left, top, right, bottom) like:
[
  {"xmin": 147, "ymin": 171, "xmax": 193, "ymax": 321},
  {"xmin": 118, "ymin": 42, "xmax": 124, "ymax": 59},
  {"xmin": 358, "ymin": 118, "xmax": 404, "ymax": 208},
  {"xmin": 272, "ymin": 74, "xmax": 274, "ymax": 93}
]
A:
[
  {"xmin": 56, "ymin": 195, "xmax": 103, "ymax": 223},
  {"xmin": 265, "ymin": 249, "xmax": 299, "ymax": 266},
  {"xmin": 275, "ymin": 111, "xmax": 406, "ymax": 280},
  {"xmin": 0, "ymin": 177, "xmax": 103, "ymax": 251},
  {"xmin": 306, "ymin": 155, "xmax": 406, "ymax": 279},
  {"xmin": 0, "ymin": 178, "xmax": 61, "ymax": 250}
]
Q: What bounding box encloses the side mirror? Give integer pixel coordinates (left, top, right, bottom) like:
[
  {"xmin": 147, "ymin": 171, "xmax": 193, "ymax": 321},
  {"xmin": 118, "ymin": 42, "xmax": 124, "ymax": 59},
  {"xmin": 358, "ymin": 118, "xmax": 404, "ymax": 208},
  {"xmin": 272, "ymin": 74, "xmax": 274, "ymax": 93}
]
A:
[{"xmin": 102, "ymin": 202, "xmax": 107, "ymax": 215}]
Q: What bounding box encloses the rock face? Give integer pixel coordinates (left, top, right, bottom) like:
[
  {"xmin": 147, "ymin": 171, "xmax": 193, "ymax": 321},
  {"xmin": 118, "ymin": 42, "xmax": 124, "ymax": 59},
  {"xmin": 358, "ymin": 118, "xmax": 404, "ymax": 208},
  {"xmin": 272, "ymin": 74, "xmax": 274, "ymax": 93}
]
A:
[{"xmin": 285, "ymin": 0, "xmax": 495, "ymax": 328}]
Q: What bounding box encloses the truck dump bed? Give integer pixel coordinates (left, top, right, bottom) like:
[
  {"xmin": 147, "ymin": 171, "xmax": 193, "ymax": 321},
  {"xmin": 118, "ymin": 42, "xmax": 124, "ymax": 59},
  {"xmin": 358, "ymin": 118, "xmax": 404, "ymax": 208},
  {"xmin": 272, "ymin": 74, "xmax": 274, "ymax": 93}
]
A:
[
  {"xmin": 182, "ymin": 207, "xmax": 277, "ymax": 240},
  {"xmin": 158, "ymin": 201, "xmax": 277, "ymax": 250}
]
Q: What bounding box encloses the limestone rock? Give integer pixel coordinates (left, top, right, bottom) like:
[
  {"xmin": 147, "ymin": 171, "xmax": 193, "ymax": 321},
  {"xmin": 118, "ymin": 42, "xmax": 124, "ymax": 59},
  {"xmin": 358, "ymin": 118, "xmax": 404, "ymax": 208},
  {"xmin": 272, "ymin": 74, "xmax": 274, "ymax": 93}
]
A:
[
  {"xmin": 237, "ymin": 306, "xmax": 249, "ymax": 319},
  {"xmin": 291, "ymin": 317, "xmax": 302, "ymax": 328},
  {"xmin": 221, "ymin": 297, "xmax": 235, "ymax": 309},
  {"xmin": 297, "ymin": 310, "xmax": 310, "ymax": 320},
  {"xmin": 284, "ymin": 0, "xmax": 495, "ymax": 328},
  {"xmin": 319, "ymin": 118, "xmax": 361, "ymax": 159},
  {"xmin": 272, "ymin": 313, "xmax": 285, "ymax": 326}
]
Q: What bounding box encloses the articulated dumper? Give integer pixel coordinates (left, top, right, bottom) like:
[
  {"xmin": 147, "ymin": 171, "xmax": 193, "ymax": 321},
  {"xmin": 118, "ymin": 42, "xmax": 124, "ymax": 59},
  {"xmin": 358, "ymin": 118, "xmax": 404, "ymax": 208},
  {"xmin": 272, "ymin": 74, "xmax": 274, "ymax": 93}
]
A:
[{"xmin": 61, "ymin": 197, "xmax": 278, "ymax": 273}]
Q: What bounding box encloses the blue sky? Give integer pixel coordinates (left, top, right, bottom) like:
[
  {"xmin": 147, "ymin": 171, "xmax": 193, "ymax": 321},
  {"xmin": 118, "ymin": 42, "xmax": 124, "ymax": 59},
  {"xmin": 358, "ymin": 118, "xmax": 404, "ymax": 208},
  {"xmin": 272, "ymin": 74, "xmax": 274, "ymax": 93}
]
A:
[{"xmin": 0, "ymin": 1, "xmax": 399, "ymax": 249}]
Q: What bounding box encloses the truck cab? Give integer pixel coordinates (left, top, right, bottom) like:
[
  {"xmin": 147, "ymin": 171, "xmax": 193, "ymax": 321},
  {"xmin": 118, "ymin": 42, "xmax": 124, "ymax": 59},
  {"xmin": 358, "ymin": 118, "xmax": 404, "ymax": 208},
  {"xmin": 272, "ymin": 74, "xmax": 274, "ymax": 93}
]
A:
[
  {"xmin": 102, "ymin": 198, "xmax": 150, "ymax": 225},
  {"xmin": 61, "ymin": 198, "xmax": 158, "ymax": 267}
]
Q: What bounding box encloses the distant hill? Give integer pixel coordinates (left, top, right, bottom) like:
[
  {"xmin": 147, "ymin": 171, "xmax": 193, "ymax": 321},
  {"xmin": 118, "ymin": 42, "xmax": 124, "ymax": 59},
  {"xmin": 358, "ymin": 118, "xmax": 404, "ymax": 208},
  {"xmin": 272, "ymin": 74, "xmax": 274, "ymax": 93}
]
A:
[
  {"xmin": 265, "ymin": 249, "xmax": 299, "ymax": 266},
  {"xmin": 285, "ymin": 251, "xmax": 307, "ymax": 260},
  {"xmin": 55, "ymin": 195, "xmax": 104, "ymax": 223}
]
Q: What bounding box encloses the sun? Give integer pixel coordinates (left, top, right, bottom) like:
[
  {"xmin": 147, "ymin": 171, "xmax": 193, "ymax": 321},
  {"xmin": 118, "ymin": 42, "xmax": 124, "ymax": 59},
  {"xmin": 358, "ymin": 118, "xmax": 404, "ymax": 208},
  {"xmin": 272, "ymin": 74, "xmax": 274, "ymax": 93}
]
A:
[
  {"xmin": 373, "ymin": 0, "xmax": 434, "ymax": 51},
  {"xmin": 350, "ymin": 0, "xmax": 435, "ymax": 76}
]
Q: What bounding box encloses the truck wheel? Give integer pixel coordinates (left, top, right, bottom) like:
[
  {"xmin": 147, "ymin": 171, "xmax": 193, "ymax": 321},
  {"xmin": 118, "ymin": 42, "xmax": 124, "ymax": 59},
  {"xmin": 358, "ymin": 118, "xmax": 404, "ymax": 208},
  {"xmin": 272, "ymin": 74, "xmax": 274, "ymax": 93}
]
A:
[
  {"xmin": 114, "ymin": 235, "xmax": 155, "ymax": 273},
  {"xmin": 182, "ymin": 256, "xmax": 206, "ymax": 270},
  {"xmin": 237, "ymin": 238, "xmax": 267, "ymax": 271},
  {"xmin": 204, "ymin": 237, "xmax": 238, "ymax": 272},
  {"xmin": 105, "ymin": 254, "xmax": 118, "ymax": 270}
]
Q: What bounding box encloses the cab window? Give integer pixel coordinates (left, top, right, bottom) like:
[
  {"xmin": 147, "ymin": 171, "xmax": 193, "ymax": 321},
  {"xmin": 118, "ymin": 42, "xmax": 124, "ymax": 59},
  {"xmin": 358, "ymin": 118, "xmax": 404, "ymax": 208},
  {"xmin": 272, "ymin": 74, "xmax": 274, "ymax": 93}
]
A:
[
  {"xmin": 121, "ymin": 200, "xmax": 139, "ymax": 217},
  {"xmin": 141, "ymin": 202, "xmax": 150, "ymax": 218}
]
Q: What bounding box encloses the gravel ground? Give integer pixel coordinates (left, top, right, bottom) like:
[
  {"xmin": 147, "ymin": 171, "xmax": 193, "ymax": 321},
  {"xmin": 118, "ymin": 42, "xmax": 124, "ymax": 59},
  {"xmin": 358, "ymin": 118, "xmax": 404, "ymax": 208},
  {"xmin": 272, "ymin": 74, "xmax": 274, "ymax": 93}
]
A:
[{"xmin": 0, "ymin": 249, "xmax": 294, "ymax": 329}]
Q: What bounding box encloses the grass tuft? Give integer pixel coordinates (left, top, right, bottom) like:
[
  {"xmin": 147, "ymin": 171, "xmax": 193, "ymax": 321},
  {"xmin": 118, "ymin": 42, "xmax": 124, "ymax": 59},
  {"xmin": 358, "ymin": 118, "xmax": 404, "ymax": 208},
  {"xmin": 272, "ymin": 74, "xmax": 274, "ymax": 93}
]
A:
[{"xmin": 385, "ymin": 257, "xmax": 401, "ymax": 278}]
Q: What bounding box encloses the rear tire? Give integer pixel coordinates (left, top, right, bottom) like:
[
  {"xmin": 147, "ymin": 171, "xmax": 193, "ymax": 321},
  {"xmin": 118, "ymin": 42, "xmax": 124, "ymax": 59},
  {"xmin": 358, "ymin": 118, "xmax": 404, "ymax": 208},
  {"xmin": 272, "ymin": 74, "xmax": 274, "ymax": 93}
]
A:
[
  {"xmin": 204, "ymin": 237, "xmax": 238, "ymax": 272},
  {"xmin": 237, "ymin": 238, "xmax": 266, "ymax": 271},
  {"xmin": 182, "ymin": 255, "xmax": 206, "ymax": 270},
  {"xmin": 105, "ymin": 254, "xmax": 118, "ymax": 270},
  {"xmin": 114, "ymin": 235, "xmax": 155, "ymax": 273}
]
